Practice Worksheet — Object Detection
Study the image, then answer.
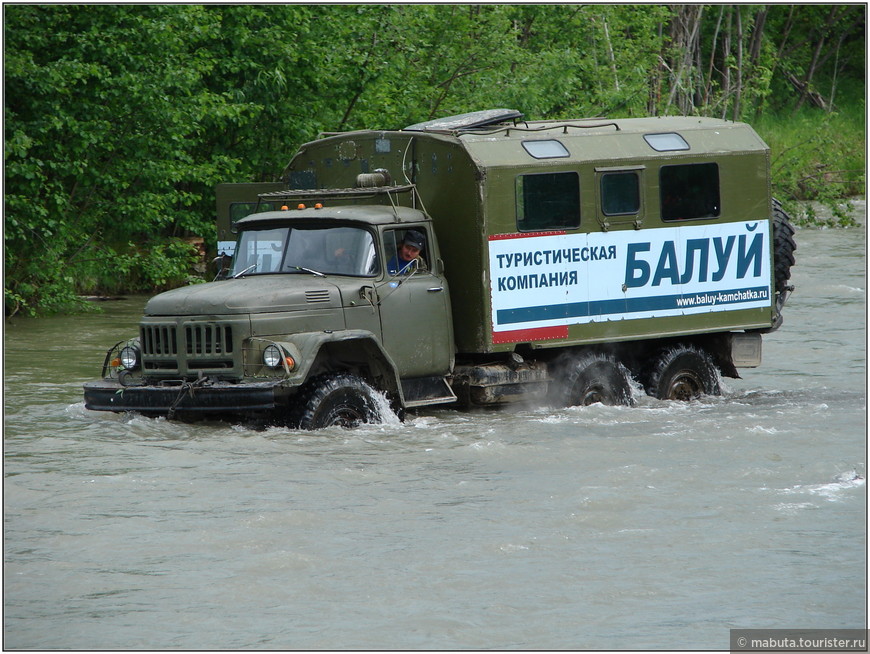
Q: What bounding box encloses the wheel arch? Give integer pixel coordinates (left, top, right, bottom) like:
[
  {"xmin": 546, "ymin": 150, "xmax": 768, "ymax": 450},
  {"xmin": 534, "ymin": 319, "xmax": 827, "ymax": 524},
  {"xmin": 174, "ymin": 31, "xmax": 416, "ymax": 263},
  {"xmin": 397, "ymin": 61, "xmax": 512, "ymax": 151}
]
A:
[{"xmin": 283, "ymin": 330, "xmax": 405, "ymax": 407}]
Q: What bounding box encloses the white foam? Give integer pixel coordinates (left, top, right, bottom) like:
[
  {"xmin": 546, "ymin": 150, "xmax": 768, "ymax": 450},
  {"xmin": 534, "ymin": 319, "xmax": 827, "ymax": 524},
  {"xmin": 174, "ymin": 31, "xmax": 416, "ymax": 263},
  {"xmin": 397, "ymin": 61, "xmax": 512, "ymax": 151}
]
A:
[
  {"xmin": 781, "ymin": 470, "xmax": 865, "ymax": 501},
  {"xmin": 747, "ymin": 425, "xmax": 778, "ymax": 434},
  {"xmin": 773, "ymin": 502, "xmax": 817, "ymax": 514},
  {"xmin": 372, "ymin": 390, "xmax": 402, "ymax": 425}
]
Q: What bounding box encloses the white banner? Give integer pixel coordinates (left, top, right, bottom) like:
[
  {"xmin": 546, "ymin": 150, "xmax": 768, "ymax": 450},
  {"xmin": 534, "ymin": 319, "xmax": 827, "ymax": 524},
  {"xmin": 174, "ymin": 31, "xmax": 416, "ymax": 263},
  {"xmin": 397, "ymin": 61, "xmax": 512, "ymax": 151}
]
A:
[{"xmin": 488, "ymin": 220, "xmax": 771, "ymax": 337}]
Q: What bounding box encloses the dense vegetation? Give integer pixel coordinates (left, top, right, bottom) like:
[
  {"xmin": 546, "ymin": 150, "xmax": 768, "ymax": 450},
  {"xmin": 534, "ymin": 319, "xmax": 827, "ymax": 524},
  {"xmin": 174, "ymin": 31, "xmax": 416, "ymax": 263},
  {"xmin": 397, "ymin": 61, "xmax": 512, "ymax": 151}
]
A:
[{"xmin": 5, "ymin": 4, "xmax": 865, "ymax": 315}]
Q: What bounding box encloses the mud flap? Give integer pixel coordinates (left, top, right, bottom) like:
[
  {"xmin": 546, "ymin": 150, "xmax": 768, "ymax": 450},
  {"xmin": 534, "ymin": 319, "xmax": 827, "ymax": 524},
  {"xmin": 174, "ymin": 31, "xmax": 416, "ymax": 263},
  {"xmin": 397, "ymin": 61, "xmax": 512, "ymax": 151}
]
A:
[
  {"xmin": 731, "ymin": 332, "xmax": 762, "ymax": 368},
  {"xmin": 400, "ymin": 376, "xmax": 457, "ymax": 408}
]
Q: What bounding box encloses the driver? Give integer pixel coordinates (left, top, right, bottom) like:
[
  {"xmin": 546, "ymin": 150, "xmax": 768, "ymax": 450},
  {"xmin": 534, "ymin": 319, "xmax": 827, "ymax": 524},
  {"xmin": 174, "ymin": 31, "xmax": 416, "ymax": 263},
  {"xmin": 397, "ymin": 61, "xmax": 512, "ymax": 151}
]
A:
[{"xmin": 387, "ymin": 230, "xmax": 427, "ymax": 275}]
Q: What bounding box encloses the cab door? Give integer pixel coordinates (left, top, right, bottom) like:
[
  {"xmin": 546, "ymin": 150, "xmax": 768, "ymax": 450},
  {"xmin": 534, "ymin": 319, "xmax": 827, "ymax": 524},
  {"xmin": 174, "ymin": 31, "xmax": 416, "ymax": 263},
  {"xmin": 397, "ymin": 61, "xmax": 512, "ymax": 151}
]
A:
[{"xmin": 377, "ymin": 227, "xmax": 454, "ymax": 378}]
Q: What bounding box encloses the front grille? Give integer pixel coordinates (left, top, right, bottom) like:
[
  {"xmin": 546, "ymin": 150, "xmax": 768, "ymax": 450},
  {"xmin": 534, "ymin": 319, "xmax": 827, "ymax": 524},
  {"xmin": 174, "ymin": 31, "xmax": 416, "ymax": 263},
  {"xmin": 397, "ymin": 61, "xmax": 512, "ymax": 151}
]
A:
[
  {"xmin": 185, "ymin": 324, "xmax": 233, "ymax": 355},
  {"xmin": 141, "ymin": 321, "xmax": 238, "ymax": 377},
  {"xmin": 141, "ymin": 325, "xmax": 178, "ymax": 356}
]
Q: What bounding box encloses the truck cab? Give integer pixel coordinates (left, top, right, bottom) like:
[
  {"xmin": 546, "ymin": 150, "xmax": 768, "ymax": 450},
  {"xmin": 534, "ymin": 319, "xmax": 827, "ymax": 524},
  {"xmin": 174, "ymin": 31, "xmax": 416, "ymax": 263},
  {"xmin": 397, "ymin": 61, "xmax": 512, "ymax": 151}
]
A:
[
  {"xmin": 222, "ymin": 200, "xmax": 455, "ymax": 391},
  {"xmin": 84, "ymin": 184, "xmax": 458, "ymax": 427}
]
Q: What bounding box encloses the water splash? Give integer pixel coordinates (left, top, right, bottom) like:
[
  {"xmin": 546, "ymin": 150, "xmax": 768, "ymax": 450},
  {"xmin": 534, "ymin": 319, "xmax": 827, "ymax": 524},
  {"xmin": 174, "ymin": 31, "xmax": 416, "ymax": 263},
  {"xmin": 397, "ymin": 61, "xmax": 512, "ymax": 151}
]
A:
[{"xmin": 780, "ymin": 470, "xmax": 865, "ymax": 502}]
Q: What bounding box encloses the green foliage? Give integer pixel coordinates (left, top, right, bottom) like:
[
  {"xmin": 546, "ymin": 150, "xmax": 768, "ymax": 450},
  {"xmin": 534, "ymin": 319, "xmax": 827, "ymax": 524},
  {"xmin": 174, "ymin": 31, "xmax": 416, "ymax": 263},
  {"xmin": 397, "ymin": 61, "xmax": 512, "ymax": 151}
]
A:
[
  {"xmin": 4, "ymin": 4, "xmax": 865, "ymax": 314},
  {"xmin": 5, "ymin": 5, "xmax": 231, "ymax": 314},
  {"xmin": 758, "ymin": 101, "xmax": 865, "ymax": 226}
]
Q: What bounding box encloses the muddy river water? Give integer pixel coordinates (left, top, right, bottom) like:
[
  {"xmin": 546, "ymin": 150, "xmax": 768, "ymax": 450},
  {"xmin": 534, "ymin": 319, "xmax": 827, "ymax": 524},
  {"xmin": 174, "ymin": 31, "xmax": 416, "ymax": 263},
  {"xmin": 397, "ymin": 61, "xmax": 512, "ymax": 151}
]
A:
[{"xmin": 4, "ymin": 203, "xmax": 866, "ymax": 649}]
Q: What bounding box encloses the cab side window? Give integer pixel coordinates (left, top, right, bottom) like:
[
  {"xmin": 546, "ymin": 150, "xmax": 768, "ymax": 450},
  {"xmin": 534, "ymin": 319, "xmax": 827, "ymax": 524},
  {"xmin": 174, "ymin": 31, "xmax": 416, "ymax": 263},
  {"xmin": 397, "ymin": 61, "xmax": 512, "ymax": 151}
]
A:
[
  {"xmin": 384, "ymin": 228, "xmax": 430, "ymax": 275},
  {"xmin": 660, "ymin": 163, "xmax": 720, "ymax": 221},
  {"xmin": 516, "ymin": 172, "xmax": 580, "ymax": 231}
]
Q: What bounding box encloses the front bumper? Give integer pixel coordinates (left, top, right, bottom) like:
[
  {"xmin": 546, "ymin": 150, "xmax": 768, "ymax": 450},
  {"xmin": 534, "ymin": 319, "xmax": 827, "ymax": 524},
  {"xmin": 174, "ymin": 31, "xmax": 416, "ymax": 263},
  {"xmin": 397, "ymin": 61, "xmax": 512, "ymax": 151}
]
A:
[{"xmin": 83, "ymin": 378, "xmax": 287, "ymax": 417}]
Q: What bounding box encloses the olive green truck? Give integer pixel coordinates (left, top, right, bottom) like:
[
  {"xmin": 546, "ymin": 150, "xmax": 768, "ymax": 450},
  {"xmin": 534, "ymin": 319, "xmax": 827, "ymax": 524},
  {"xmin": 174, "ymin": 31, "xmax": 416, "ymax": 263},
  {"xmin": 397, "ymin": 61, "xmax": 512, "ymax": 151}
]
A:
[{"xmin": 83, "ymin": 109, "xmax": 796, "ymax": 428}]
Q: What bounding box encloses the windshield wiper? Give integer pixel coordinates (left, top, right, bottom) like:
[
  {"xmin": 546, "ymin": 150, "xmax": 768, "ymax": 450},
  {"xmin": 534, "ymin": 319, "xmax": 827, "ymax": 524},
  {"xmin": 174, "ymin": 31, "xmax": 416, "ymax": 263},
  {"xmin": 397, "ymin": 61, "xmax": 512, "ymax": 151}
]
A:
[
  {"xmin": 233, "ymin": 263, "xmax": 257, "ymax": 278},
  {"xmin": 293, "ymin": 266, "xmax": 326, "ymax": 277}
]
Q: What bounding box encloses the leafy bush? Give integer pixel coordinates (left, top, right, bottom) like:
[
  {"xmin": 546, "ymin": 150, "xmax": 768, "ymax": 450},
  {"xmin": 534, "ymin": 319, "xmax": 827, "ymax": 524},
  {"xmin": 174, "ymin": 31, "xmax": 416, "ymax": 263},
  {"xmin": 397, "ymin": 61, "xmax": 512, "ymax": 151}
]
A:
[
  {"xmin": 4, "ymin": 4, "xmax": 865, "ymax": 313},
  {"xmin": 757, "ymin": 92, "xmax": 865, "ymax": 226}
]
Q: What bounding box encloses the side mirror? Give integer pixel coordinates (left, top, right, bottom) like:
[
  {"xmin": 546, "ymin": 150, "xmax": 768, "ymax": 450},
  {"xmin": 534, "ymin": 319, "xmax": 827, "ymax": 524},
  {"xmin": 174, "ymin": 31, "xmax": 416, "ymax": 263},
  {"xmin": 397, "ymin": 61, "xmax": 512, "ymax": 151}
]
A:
[{"xmin": 211, "ymin": 254, "xmax": 232, "ymax": 281}]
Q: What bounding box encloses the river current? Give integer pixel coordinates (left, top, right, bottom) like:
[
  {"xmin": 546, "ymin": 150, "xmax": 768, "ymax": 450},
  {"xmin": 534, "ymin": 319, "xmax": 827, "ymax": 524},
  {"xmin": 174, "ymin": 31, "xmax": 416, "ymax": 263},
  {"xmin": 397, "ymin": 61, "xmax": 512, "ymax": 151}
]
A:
[{"xmin": 4, "ymin": 203, "xmax": 866, "ymax": 649}]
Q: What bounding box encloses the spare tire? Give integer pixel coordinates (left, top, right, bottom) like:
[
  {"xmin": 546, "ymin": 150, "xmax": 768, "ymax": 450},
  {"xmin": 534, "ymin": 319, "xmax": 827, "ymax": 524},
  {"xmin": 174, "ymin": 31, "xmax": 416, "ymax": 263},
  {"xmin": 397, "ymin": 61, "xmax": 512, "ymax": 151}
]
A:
[{"xmin": 772, "ymin": 198, "xmax": 797, "ymax": 320}]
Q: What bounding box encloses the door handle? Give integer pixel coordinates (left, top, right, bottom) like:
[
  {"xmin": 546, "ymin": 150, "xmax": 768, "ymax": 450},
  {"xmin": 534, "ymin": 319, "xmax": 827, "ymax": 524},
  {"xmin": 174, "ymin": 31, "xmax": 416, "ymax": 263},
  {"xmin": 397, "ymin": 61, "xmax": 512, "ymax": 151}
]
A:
[{"xmin": 427, "ymin": 286, "xmax": 444, "ymax": 293}]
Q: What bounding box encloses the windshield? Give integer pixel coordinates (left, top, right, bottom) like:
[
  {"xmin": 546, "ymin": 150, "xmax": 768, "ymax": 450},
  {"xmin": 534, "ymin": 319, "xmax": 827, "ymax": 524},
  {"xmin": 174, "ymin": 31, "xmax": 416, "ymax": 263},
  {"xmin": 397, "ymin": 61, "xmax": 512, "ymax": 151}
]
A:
[{"xmin": 230, "ymin": 225, "xmax": 379, "ymax": 277}]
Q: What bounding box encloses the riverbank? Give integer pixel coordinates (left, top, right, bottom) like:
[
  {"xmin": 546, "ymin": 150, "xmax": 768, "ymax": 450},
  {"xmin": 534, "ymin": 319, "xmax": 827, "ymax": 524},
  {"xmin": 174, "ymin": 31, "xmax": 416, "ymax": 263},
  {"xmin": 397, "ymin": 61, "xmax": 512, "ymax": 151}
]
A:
[{"xmin": 756, "ymin": 100, "xmax": 865, "ymax": 227}]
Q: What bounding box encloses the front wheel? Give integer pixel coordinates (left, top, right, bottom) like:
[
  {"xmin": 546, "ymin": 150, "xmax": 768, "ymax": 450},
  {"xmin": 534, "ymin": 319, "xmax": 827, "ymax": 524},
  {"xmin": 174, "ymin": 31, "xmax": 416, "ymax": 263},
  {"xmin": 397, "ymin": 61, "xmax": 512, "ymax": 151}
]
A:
[
  {"xmin": 646, "ymin": 347, "xmax": 720, "ymax": 401},
  {"xmin": 291, "ymin": 373, "xmax": 384, "ymax": 429}
]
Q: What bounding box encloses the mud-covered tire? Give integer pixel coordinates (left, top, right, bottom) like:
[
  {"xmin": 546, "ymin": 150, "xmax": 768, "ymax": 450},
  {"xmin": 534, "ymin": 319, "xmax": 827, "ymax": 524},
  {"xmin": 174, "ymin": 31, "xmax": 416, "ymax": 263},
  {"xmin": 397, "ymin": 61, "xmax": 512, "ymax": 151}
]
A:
[
  {"xmin": 552, "ymin": 354, "xmax": 634, "ymax": 407},
  {"xmin": 291, "ymin": 373, "xmax": 383, "ymax": 429},
  {"xmin": 646, "ymin": 346, "xmax": 720, "ymax": 401},
  {"xmin": 772, "ymin": 198, "xmax": 797, "ymax": 314}
]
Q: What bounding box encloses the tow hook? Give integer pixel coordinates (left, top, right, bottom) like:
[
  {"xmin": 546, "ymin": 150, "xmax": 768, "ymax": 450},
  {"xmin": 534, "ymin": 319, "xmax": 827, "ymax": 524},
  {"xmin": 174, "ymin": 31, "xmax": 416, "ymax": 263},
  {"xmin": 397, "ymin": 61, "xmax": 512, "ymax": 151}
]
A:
[{"xmin": 167, "ymin": 376, "xmax": 210, "ymax": 419}]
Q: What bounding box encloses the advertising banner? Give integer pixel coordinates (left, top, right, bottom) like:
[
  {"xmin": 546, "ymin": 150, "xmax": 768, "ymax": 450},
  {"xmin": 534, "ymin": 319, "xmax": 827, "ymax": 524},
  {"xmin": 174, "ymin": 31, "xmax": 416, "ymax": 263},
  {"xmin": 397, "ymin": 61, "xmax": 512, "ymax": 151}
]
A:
[{"xmin": 489, "ymin": 220, "xmax": 770, "ymax": 343}]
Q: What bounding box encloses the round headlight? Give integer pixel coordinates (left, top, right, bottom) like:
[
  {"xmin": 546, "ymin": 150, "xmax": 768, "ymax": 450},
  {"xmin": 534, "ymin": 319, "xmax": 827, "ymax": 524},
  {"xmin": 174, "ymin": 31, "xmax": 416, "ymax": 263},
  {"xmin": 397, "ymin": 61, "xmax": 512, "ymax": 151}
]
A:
[
  {"xmin": 119, "ymin": 345, "xmax": 140, "ymax": 371},
  {"xmin": 263, "ymin": 344, "xmax": 283, "ymax": 368}
]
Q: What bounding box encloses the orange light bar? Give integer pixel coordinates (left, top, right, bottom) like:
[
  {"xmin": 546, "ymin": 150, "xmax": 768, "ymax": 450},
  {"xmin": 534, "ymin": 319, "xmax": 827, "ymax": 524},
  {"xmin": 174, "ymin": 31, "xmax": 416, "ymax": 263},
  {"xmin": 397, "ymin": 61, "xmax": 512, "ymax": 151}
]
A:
[{"xmin": 297, "ymin": 203, "xmax": 306, "ymax": 210}]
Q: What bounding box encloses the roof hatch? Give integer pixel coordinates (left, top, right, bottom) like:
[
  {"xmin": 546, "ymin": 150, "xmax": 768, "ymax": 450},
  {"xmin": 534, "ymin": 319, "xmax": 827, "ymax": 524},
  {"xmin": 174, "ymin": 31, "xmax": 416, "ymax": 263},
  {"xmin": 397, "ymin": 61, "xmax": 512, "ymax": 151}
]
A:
[{"xmin": 404, "ymin": 109, "xmax": 524, "ymax": 132}]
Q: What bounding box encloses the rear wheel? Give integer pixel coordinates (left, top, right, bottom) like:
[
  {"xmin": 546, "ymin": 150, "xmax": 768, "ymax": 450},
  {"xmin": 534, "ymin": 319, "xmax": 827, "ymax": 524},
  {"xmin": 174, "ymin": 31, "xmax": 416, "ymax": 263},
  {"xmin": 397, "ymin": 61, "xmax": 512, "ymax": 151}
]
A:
[
  {"xmin": 291, "ymin": 373, "xmax": 383, "ymax": 429},
  {"xmin": 646, "ymin": 346, "xmax": 720, "ymax": 401},
  {"xmin": 552, "ymin": 354, "xmax": 634, "ymax": 407}
]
